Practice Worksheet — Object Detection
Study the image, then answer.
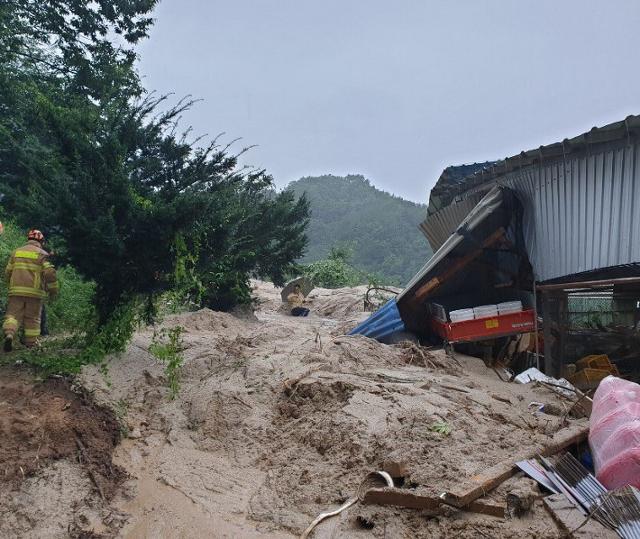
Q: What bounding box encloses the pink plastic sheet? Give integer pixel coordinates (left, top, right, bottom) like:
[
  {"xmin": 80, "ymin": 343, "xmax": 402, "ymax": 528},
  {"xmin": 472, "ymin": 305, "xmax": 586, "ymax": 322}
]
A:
[{"xmin": 589, "ymin": 376, "xmax": 640, "ymax": 489}]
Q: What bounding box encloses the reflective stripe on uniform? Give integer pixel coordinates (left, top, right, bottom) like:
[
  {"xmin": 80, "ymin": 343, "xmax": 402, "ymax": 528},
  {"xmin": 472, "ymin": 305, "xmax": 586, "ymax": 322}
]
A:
[
  {"xmin": 43, "ymin": 262, "xmax": 54, "ymax": 269},
  {"xmin": 3, "ymin": 316, "xmax": 18, "ymax": 330},
  {"xmin": 8, "ymin": 286, "xmax": 45, "ymax": 298},
  {"xmin": 14, "ymin": 250, "xmax": 39, "ymax": 260},
  {"xmin": 24, "ymin": 328, "xmax": 40, "ymax": 337},
  {"xmin": 48, "ymin": 282, "xmax": 59, "ymax": 289},
  {"xmin": 11, "ymin": 262, "xmax": 42, "ymax": 272}
]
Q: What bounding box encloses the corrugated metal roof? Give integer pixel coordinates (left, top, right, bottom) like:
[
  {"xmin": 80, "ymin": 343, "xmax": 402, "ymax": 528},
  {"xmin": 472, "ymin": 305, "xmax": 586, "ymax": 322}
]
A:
[
  {"xmin": 419, "ymin": 193, "xmax": 483, "ymax": 251},
  {"xmin": 427, "ymin": 162, "xmax": 496, "ymax": 216},
  {"xmin": 499, "ymin": 139, "xmax": 640, "ymax": 281},
  {"xmin": 428, "ymin": 114, "xmax": 640, "ymax": 213},
  {"xmin": 423, "ymin": 114, "xmax": 640, "ymax": 282},
  {"xmin": 347, "ymin": 299, "xmax": 405, "ymax": 341}
]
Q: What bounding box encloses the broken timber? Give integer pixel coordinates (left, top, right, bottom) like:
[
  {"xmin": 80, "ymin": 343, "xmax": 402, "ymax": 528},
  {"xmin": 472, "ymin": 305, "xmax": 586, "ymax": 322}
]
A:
[
  {"xmin": 362, "ymin": 488, "xmax": 506, "ymax": 518},
  {"xmin": 440, "ymin": 422, "xmax": 588, "ymax": 508}
]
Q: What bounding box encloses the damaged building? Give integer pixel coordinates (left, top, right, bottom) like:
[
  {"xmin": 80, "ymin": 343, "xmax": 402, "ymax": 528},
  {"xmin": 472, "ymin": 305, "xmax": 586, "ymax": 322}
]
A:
[{"xmin": 352, "ymin": 115, "xmax": 640, "ymax": 386}]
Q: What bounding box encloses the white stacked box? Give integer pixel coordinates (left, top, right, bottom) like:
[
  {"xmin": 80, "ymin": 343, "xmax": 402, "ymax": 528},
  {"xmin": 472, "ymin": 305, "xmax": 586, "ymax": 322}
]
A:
[
  {"xmin": 497, "ymin": 301, "xmax": 523, "ymax": 315},
  {"xmin": 449, "ymin": 308, "xmax": 475, "ymax": 323},
  {"xmin": 473, "ymin": 304, "xmax": 499, "ymax": 319}
]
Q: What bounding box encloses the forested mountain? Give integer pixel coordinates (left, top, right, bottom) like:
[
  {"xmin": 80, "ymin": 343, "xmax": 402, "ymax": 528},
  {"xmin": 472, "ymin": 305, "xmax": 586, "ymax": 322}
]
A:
[{"xmin": 288, "ymin": 175, "xmax": 433, "ymax": 285}]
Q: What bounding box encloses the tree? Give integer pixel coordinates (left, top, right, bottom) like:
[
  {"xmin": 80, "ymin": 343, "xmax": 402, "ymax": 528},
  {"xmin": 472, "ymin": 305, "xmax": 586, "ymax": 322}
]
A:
[
  {"xmin": 0, "ymin": 0, "xmax": 155, "ymax": 96},
  {"xmin": 0, "ymin": 0, "xmax": 310, "ymax": 326}
]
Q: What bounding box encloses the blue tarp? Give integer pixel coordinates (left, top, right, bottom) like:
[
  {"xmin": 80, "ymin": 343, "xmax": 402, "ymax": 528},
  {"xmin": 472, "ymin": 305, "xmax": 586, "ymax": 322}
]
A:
[{"xmin": 348, "ymin": 299, "xmax": 406, "ymax": 342}]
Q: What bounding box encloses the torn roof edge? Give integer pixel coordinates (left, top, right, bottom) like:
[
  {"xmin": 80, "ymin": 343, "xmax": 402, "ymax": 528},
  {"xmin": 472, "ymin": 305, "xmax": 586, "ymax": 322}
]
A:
[{"xmin": 428, "ymin": 114, "xmax": 640, "ymax": 211}]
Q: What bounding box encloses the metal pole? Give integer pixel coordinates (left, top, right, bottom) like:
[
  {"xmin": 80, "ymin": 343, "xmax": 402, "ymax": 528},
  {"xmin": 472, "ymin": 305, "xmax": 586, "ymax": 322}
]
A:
[
  {"xmin": 533, "ymin": 281, "xmax": 540, "ymax": 370},
  {"xmin": 537, "ymin": 276, "xmax": 640, "ymax": 291}
]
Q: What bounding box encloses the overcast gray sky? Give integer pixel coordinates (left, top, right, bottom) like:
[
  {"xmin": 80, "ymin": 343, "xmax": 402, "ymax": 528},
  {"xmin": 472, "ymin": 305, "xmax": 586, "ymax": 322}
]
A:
[{"xmin": 138, "ymin": 0, "xmax": 640, "ymax": 203}]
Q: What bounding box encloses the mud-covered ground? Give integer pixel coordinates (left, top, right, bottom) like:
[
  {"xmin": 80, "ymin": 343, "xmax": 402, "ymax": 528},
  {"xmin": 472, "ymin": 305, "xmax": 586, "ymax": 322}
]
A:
[
  {"xmin": 0, "ymin": 282, "xmax": 589, "ymax": 538},
  {"xmin": 0, "ymin": 367, "xmax": 126, "ymax": 537}
]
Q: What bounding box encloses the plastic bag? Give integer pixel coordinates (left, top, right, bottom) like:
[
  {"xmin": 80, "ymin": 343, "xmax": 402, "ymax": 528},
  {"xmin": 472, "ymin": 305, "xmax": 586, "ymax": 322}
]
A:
[{"xmin": 589, "ymin": 376, "xmax": 640, "ymax": 489}]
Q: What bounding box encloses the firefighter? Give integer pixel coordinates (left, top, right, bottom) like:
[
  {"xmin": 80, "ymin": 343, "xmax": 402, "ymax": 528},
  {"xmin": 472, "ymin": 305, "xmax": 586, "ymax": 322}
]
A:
[{"xmin": 3, "ymin": 230, "xmax": 58, "ymax": 351}]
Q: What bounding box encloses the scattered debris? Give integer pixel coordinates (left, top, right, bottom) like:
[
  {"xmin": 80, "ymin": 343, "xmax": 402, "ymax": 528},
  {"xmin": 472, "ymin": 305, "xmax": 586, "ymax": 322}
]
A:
[
  {"xmin": 516, "ymin": 460, "xmax": 560, "ymax": 494},
  {"xmin": 0, "ymin": 281, "xmax": 603, "ymax": 537},
  {"xmin": 522, "ymin": 452, "xmax": 640, "ymax": 539},
  {"xmin": 506, "ymin": 480, "xmax": 538, "ymax": 518},
  {"xmin": 514, "ymin": 367, "xmax": 577, "ymax": 398},
  {"xmin": 300, "ymin": 471, "xmax": 393, "ymax": 538},
  {"xmin": 596, "ymin": 486, "xmax": 640, "ymax": 539},
  {"xmin": 569, "ymin": 354, "xmax": 621, "ymax": 391},
  {"xmin": 440, "ymin": 423, "xmax": 588, "ymax": 509}
]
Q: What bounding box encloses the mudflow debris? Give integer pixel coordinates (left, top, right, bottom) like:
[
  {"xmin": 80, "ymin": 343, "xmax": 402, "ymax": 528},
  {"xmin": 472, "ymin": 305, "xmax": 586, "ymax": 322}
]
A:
[{"xmin": 1, "ymin": 281, "xmax": 595, "ymax": 538}]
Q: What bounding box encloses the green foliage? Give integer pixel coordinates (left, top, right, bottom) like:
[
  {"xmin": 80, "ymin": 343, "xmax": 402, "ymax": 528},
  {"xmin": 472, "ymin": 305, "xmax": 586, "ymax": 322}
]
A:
[
  {"xmin": 328, "ymin": 244, "xmax": 354, "ymax": 263},
  {"xmin": 0, "ymin": 219, "xmax": 28, "ymax": 314},
  {"xmin": 46, "ymin": 266, "xmax": 96, "ymax": 333},
  {"xmin": 288, "ymin": 175, "xmax": 433, "ymax": 286},
  {"xmin": 11, "ymin": 343, "xmax": 86, "ymax": 375},
  {"xmin": 429, "ymin": 421, "xmax": 452, "ymax": 436},
  {"xmin": 191, "ymin": 187, "xmax": 310, "ymax": 311},
  {"xmin": 303, "ymin": 247, "xmax": 362, "ymax": 288},
  {"xmin": 11, "ymin": 302, "xmax": 140, "ymax": 376},
  {"xmin": 149, "ymin": 326, "xmax": 185, "ymax": 399},
  {"xmin": 78, "ymin": 302, "xmax": 139, "ymax": 366},
  {"xmin": 0, "ymin": 0, "xmax": 156, "ymax": 98}
]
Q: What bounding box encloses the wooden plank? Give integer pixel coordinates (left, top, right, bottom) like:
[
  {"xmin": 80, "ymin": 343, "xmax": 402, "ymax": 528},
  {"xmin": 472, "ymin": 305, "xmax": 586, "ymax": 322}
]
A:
[
  {"xmin": 543, "ymin": 494, "xmax": 618, "ymax": 538},
  {"xmin": 361, "ymin": 488, "xmax": 505, "ymax": 519},
  {"xmin": 467, "ymin": 500, "xmax": 506, "ymax": 518},
  {"xmin": 361, "ymin": 488, "xmax": 441, "ymax": 511},
  {"xmin": 440, "ymin": 423, "xmax": 589, "ymax": 508}
]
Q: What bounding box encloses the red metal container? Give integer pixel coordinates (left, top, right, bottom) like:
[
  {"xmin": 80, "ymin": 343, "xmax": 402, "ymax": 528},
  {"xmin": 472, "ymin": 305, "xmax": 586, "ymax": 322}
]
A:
[{"xmin": 428, "ymin": 309, "xmax": 535, "ymax": 343}]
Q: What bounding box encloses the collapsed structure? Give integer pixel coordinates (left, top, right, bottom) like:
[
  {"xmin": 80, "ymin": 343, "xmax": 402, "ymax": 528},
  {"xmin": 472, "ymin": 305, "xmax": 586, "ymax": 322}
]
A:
[{"xmin": 353, "ymin": 115, "xmax": 640, "ymax": 381}]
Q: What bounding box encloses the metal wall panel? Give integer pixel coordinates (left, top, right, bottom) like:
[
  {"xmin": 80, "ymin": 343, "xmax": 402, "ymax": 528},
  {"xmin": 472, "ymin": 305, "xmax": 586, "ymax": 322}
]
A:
[{"xmin": 482, "ymin": 140, "xmax": 640, "ymax": 282}]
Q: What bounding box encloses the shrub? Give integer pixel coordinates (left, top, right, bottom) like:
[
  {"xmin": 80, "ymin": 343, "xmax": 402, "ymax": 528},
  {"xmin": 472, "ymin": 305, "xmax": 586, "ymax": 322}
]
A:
[
  {"xmin": 303, "ymin": 246, "xmax": 363, "ymax": 288},
  {"xmin": 149, "ymin": 326, "xmax": 185, "ymax": 399}
]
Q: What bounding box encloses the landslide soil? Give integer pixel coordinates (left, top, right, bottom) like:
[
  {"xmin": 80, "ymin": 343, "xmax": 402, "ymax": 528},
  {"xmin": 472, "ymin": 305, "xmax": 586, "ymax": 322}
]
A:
[
  {"xmin": 0, "ymin": 367, "xmax": 126, "ymax": 538},
  {"xmin": 1, "ymin": 282, "xmax": 588, "ymax": 538}
]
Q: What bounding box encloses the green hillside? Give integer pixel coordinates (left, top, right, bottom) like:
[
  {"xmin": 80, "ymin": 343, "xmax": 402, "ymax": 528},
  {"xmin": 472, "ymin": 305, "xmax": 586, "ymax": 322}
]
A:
[{"xmin": 287, "ymin": 175, "xmax": 433, "ymax": 286}]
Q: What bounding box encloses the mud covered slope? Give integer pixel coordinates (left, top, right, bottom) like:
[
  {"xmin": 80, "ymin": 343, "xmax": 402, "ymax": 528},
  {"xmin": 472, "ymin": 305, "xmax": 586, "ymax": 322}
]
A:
[{"xmin": 2, "ymin": 282, "xmax": 587, "ymax": 538}]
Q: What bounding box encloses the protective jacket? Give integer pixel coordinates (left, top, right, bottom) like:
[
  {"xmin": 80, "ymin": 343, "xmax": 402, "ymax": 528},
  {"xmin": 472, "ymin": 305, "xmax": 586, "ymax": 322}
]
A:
[{"xmin": 5, "ymin": 241, "xmax": 58, "ymax": 299}]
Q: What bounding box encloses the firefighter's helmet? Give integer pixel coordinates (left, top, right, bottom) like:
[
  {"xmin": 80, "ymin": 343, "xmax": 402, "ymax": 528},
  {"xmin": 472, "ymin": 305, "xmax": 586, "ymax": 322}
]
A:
[{"xmin": 27, "ymin": 229, "xmax": 45, "ymax": 243}]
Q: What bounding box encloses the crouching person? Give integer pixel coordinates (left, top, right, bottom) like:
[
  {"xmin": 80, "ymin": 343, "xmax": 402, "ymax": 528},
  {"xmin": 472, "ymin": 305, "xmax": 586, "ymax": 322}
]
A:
[
  {"xmin": 287, "ymin": 284, "xmax": 310, "ymax": 317},
  {"xmin": 3, "ymin": 230, "xmax": 58, "ymax": 351}
]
